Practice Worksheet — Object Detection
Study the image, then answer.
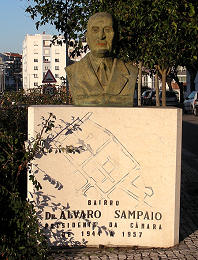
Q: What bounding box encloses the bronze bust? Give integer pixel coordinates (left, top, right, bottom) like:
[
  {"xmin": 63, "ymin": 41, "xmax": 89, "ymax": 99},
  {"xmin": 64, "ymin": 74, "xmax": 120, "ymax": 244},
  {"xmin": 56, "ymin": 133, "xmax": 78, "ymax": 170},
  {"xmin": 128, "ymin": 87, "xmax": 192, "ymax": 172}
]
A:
[{"xmin": 66, "ymin": 12, "xmax": 138, "ymax": 106}]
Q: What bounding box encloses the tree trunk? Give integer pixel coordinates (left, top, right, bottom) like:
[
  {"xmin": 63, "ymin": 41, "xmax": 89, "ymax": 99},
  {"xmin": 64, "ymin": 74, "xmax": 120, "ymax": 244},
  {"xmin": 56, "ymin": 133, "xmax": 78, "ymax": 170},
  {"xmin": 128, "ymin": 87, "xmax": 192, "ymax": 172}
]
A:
[
  {"xmin": 166, "ymin": 75, "xmax": 173, "ymax": 91},
  {"xmin": 64, "ymin": 30, "xmax": 70, "ymax": 104},
  {"xmin": 189, "ymin": 71, "xmax": 196, "ymax": 92},
  {"xmin": 179, "ymin": 82, "xmax": 184, "ymax": 103},
  {"xmin": 155, "ymin": 71, "xmax": 160, "ymax": 107},
  {"xmin": 138, "ymin": 61, "xmax": 142, "ymax": 107},
  {"xmin": 161, "ymin": 69, "xmax": 167, "ymax": 107},
  {"xmin": 186, "ymin": 65, "xmax": 197, "ymax": 93}
]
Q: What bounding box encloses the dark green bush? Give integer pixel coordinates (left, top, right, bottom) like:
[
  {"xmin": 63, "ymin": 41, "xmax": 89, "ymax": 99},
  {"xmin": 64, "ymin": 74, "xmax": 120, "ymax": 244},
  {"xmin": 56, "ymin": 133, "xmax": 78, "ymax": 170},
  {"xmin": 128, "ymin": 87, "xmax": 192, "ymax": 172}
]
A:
[{"xmin": 0, "ymin": 90, "xmax": 71, "ymax": 259}]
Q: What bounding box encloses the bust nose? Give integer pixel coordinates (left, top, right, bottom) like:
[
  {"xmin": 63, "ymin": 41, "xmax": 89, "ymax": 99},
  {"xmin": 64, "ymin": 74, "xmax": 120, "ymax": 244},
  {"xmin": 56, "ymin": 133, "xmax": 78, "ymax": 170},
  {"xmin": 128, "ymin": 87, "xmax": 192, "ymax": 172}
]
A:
[{"xmin": 98, "ymin": 29, "xmax": 105, "ymax": 40}]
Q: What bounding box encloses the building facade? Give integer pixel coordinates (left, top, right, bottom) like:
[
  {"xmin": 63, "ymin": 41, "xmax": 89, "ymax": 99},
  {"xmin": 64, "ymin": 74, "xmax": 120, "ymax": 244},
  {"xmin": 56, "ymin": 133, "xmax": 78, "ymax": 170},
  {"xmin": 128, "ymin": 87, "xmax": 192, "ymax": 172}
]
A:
[
  {"xmin": 68, "ymin": 40, "xmax": 88, "ymax": 62},
  {"xmin": 0, "ymin": 52, "xmax": 22, "ymax": 92},
  {"xmin": 22, "ymin": 33, "xmax": 66, "ymax": 91}
]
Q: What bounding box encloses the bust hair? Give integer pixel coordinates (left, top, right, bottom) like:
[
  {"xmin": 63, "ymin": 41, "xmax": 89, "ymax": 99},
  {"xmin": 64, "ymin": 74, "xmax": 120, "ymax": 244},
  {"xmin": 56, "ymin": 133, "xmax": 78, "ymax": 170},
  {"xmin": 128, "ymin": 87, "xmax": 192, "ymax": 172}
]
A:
[{"xmin": 87, "ymin": 12, "xmax": 113, "ymax": 31}]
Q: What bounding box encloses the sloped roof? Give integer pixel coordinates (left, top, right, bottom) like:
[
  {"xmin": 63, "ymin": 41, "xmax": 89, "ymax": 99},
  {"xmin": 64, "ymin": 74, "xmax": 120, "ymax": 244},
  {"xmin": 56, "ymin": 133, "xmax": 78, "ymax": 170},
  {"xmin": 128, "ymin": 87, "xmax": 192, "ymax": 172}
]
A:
[{"xmin": 4, "ymin": 52, "xmax": 22, "ymax": 58}]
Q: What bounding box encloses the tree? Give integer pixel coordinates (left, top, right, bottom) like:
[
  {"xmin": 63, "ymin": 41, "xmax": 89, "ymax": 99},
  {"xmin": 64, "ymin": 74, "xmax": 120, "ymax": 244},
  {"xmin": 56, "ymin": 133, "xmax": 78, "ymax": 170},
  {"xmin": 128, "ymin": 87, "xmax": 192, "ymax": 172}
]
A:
[
  {"xmin": 104, "ymin": 0, "xmax": 198, "ymax": 106},
  {"xmin": 0, "ymin": 91, "xmax": 76, "ymax": 258},
  {"xmin": 25, "ymin": 0, "xmax": 101, "ymax": 53},
  {"xmin": 177, "ymin": 1, "xmax": 198, "ymax": 92},
  {"xmin": 26, "ymin": 0, "xmax": 198, "ymax": 105},
  {"xmin": 137, "ymin": 62, "xmax": 142, "ymax": 106}
]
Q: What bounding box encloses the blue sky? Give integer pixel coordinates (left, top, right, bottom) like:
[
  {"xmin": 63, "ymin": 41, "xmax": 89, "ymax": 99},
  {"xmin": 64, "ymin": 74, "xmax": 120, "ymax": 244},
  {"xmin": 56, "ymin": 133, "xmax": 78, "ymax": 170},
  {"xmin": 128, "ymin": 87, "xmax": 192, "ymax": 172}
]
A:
[{"xmin": 0, "ymin": 0, "xmax": 59, "ymax": 54}]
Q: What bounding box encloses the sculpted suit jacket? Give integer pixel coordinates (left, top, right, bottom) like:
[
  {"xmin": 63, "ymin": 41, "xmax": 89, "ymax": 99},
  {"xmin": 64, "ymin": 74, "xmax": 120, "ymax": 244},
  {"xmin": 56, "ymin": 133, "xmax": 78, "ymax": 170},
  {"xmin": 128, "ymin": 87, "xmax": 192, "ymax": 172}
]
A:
[{"xmin": 66, "ymin": 53, "xmax": 138, "ymax": 106}]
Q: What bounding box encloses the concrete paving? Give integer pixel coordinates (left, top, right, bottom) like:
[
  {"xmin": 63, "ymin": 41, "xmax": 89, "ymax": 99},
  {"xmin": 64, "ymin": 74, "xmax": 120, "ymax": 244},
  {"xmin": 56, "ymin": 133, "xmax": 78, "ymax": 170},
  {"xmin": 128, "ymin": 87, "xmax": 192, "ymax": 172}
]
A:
[{"xmin": 47, "ymin": 152, "xmax": 198, "ymax": 259}]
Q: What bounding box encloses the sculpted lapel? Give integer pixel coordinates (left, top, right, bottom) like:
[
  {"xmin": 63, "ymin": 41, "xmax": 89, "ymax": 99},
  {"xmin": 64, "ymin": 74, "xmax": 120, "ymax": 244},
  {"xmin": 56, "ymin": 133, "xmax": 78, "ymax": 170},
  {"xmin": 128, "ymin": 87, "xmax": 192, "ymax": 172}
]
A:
[
  {"xmin": 107, "ymin": 58, "xmax": 129, "ymax": 95},
  {"xmin": 83, "ymin": 54, "xmax": 129, "ymax": 95}
]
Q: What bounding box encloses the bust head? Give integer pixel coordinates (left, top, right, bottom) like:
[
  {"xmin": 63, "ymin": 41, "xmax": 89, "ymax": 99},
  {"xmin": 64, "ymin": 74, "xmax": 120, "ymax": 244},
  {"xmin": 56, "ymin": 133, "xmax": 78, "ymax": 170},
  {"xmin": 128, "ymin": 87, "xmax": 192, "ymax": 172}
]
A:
[{"xmin": 86, "ymin": 12, "xmax": 115, "ymax": 58}]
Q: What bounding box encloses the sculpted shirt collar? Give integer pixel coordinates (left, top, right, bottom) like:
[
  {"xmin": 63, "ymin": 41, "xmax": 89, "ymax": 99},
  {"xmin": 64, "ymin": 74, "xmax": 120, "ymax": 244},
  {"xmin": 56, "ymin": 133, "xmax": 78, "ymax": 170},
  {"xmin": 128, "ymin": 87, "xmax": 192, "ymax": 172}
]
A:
[{"xmin": 89, "ymin": 53, "xmax": 113, "ymax": 75}]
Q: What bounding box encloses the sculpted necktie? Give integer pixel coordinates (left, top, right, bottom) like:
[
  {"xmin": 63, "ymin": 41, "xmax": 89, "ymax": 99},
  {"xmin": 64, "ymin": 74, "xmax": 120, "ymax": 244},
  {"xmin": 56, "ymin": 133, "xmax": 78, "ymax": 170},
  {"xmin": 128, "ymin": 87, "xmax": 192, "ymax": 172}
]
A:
[{"xmin": 98, "ymin": 62, "xmax": 108, "ymax": 88}]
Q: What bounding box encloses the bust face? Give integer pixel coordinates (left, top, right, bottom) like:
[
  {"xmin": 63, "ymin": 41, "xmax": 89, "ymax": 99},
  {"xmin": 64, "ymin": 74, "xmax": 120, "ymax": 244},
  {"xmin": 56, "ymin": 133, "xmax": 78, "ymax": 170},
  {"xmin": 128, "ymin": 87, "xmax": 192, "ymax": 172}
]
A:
[{"xmin": 86, "ymin": 14, "xmax": 115, "ymax": 58}]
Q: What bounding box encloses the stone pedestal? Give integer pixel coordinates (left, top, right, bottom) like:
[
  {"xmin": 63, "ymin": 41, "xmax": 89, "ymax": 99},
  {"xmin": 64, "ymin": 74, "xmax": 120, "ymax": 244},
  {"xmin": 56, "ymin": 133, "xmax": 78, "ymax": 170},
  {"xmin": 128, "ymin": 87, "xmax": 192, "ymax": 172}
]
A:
[{"xmin": 28, "ymin": 106, "xmax": 182, "ymax": 248}]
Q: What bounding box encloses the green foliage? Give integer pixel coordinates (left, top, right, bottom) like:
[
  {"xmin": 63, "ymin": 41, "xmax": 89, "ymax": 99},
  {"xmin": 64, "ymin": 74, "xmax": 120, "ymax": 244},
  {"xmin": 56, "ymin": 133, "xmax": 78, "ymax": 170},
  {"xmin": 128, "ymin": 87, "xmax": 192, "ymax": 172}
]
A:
[
  {"xmin": 0, "ymin": 91, "xmax": 72, "ymax": 259},
  {"xmin": 25, "ymin": 0, "xmax": 198, "ymax": 67},
  {"xmin": 99, "ymin": 0, "xmax": 198, "ymax": 104},
  {"xmin": 99, "ymin": 0, "xmax": 198, "ymax": 70},
  {"xmin": 0, "ymin": 106, "xmax": 47, "ymax": 258},
  {"xmin": 25, "ymin": 0, "xmax": 198, "ymax": 96},
  {"xmin": 0, "ymin": 191, "xmax": 47, "ymax": 259},
  {"xmin": 1, "ymin": 89, "xmax": 72, "ymax": 106},
  {"xmin": 26, "ymin": 0, "xmax": 101, "ymax": 52}
]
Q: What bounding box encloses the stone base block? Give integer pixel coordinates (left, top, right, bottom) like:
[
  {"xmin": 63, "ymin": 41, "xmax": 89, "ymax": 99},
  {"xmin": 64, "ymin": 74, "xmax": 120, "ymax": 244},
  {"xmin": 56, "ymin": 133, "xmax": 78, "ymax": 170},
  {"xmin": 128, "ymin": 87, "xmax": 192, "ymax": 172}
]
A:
[{"xmin": 28, "ymin": 106, "xmax": 182, "ymax": 248}]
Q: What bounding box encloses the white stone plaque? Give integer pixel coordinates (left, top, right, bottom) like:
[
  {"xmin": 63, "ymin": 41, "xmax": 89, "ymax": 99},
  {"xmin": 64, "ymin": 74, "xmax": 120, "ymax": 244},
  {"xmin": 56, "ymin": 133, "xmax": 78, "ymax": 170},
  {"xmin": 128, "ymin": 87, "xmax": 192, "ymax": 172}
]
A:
[{"xmin": 28, "ymin": 106, "xmax": 182, "ymax": 248}]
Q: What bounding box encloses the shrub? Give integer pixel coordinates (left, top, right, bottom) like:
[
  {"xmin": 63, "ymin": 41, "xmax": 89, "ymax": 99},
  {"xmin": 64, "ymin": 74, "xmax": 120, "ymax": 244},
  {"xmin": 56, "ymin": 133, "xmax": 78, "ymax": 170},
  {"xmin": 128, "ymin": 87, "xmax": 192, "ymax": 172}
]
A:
[{"xmin": 0, "ymin": 90, "xmax": 71, "ymax": 259}]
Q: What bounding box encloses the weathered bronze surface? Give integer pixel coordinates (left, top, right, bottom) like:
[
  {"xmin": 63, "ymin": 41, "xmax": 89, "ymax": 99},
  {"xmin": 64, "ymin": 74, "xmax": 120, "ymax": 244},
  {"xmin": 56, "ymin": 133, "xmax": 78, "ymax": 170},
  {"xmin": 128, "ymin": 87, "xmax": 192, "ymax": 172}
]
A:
[{"xmin": 66, "ymin": 12, "xmax": 138, "ymax": 106}]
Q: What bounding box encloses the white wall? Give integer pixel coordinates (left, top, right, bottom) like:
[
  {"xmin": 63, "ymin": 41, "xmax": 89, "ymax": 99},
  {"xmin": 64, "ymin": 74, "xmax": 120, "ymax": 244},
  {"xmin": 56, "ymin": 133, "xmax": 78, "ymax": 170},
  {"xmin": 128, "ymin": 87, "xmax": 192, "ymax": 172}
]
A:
[{"xmin": 23, "ymin": 34, "xmax": 66, "ymax": 91}]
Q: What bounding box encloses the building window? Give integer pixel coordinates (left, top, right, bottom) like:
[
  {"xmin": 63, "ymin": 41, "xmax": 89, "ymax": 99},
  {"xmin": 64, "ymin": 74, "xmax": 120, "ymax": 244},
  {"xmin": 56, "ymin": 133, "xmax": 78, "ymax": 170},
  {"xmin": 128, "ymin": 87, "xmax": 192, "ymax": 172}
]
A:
[
  {"xmin": 34, "ymin": 74, "xmax": 38, "ymax": 78},
  {"xmin": 55, "ymin": 66, "xmax": 59, "ymax": 70},
  {"xmin": 34, "ymin": 42, "xmax": 38, "ymax": 46},
  {"xmin": 43, "ymin": 40, "xmax": 51, "ymax": 47},
  {"xmin": 34, "ymin": 66, "xmax": 38, "ymax": 70},
  {"xmin": 34, "ymin": 58, "xmax": 38, "ymax": 62},
  {"xmin": 44, "ymin": 66, "xmax": 49, "ymax": 70},
  {"xmin": 142, "ymin": 75, "xmax": 148, "ymax": 87},
  {"xmin": 43, "ymin": 56, "xmax": 50, "ymax": 63},
  {"xmin": 55, "ymin": 74, "xmax": 59, "ymax": 78},
  {"xmin": 178, "ymin": 76, "xmax": 186, "ymax": 83},
  {"xmin": 44, "ymin": 49, "xmax": 50, "ymax": 55},
  {"xmin": 55, "ymin": 58, "xmax": 59, "ymax": 62},
  {"xmin": 33, "ymin": 49, "xmax": 38, "ymax": 54},
  {"xmin": 55, "ymin": 49, "xmax": 60, "ymax": 54},
  {"xmin": 34, "ymin": 82, "xmax": 38, "ymax": 86}
]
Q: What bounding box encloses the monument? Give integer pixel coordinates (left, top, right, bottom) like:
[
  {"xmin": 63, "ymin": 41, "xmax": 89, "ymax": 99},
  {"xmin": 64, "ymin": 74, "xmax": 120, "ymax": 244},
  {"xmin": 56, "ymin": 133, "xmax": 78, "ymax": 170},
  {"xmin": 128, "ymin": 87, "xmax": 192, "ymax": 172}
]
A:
[
  {"xmin": 65, "ymin": 12, "xmax": 138, "ymax": 106},
  {"xmin": 28, "ymin": 12, "xmax": 182, "ymax": 248},
  {"xmin": 28, "ymin": 106, "xmax": 182, "ymax": 248}
]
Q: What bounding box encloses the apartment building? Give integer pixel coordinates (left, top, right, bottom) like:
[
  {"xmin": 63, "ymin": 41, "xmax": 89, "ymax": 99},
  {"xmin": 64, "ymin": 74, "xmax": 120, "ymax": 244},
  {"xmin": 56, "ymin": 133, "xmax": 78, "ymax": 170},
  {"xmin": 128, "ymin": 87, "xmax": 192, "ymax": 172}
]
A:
[
  {"xmin": 22, "ymin": 33, "xmax": 66, "ymax": 91},
  {"xmin": 68, "ymin": 40, "xmax": 88, "ymax": 62},
  {"xmin": 0, "ymin": 52, "xmax": 22, "ymax": 92}
]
